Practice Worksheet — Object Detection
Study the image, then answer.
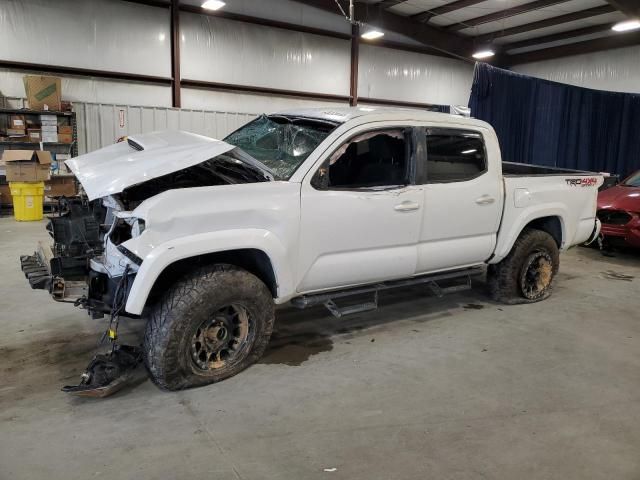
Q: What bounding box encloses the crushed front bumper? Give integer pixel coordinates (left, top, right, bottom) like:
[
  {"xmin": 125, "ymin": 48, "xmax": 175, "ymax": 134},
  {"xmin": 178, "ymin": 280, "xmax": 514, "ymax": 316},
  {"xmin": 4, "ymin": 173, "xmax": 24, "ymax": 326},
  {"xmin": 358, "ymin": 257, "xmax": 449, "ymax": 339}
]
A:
[
  {"xmin": 20, "ymin": 241, "xmax": 136, "ymax": 318},
  {"xmin": 20, "ymin": 241, "xmax": 89, "ymax": 302}
]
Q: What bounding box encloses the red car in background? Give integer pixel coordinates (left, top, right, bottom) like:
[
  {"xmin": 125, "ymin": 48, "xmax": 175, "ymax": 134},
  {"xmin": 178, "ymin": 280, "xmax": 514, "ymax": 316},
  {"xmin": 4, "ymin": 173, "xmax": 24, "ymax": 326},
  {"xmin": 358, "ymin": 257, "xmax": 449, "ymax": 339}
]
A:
[{"xmin": 597, "ymin": 170, "xmax": 640, "ymax": 248}]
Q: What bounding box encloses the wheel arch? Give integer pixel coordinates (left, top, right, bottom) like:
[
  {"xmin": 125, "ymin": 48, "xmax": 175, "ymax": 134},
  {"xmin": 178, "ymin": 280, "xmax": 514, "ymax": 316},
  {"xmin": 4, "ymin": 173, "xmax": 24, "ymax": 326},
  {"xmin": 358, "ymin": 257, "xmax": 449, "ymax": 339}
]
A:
[
  {"xmin": 145, "ymin": 249, "xmax": 278, "ymax": 310},
  {"xmin": 491, "ymin": 211, "xmax": 567, "ymax": 264},
  {"xmin": 124, "ymin": 229, "xmax": 294, "ymax": 315}
]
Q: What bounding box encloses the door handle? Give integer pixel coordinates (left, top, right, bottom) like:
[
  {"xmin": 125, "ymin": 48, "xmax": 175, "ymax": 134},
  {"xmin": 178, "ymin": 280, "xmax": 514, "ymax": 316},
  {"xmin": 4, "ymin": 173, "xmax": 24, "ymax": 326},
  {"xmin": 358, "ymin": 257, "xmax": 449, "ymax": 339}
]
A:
[
  {"xmin": 394, "ymin": 201, "xmax": 420, "ymax": 212},
  {"xmin": 475, "ymin": 195, "xmax": 495, "ymax": 205}
]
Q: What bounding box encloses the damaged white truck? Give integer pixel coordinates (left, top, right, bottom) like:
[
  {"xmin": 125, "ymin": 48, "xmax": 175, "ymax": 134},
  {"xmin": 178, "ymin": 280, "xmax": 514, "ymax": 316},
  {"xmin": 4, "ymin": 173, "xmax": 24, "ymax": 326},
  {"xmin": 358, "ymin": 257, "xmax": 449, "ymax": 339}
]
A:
[{"xmin": 20, "ymin": 107, "xmax": 603, "ymax": 393}]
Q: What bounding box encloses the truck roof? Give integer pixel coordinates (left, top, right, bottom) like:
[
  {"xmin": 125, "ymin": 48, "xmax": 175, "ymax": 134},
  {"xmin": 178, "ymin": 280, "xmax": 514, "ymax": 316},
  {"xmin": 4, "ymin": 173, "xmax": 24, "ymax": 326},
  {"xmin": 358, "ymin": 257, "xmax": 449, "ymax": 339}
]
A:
[{"xmin": 275, "ymin": 106, "xmax": 491, "ymax": 129}]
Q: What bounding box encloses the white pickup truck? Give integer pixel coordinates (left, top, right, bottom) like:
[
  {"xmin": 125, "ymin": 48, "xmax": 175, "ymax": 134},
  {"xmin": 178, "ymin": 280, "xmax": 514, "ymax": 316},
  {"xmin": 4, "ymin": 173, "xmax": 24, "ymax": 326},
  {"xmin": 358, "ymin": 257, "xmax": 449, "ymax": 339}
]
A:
[{"xmin": 21, "ymin": 107, "xmax": 602, "ymax": 391}]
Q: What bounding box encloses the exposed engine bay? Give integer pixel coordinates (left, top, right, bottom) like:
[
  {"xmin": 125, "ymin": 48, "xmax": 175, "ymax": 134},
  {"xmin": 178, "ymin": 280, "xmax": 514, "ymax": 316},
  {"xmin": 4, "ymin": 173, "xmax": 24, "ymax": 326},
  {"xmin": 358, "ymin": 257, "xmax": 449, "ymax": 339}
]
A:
[{"xmin": 20, "ymin": 147, "xmax": 274, "ymax": 320}]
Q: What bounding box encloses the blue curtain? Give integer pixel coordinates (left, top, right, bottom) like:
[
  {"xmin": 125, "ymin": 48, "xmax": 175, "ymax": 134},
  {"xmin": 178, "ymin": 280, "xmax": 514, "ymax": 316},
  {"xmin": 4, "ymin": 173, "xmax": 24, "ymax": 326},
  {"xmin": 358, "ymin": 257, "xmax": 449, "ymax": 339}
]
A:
[{"xmin": 468, "ymin": 63, "xmax": 640, "ymax": 178}]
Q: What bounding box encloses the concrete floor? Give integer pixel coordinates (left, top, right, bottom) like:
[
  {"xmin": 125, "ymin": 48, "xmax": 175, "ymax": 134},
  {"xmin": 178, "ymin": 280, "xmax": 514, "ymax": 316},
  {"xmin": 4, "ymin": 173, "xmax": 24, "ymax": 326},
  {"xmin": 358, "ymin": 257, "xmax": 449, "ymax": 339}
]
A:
[{"xmin": 1, "ymin": 216, "xmax": 639, "ymax": 480}]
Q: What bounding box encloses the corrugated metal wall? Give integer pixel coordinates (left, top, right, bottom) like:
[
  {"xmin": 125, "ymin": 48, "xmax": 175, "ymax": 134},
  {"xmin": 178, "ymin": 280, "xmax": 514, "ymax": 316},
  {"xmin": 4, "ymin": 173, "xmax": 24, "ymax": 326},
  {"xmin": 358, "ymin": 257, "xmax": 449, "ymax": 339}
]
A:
[
  {"xmin": 74, "ymin": 103, "xmax": 258, "ymax": 154},
  {"xmin": 1, "ymin": 96, "xmax": 257, "ymax": 155}
]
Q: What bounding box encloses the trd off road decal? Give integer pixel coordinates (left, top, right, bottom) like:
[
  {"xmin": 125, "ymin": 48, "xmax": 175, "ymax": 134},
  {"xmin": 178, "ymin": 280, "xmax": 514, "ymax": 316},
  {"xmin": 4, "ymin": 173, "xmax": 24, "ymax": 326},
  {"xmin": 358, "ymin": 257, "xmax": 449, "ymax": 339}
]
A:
[{"xmin": 565, "ymin": 177, "xmax": 598, "ymax": 187}]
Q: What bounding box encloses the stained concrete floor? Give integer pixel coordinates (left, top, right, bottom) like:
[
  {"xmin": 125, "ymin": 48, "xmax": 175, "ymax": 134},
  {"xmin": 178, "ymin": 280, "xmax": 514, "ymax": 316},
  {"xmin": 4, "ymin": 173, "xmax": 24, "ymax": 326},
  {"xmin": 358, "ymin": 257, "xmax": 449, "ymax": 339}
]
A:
[{"xmin": 1, "ymin": 216, "xmax": 639, "ymax": 480}]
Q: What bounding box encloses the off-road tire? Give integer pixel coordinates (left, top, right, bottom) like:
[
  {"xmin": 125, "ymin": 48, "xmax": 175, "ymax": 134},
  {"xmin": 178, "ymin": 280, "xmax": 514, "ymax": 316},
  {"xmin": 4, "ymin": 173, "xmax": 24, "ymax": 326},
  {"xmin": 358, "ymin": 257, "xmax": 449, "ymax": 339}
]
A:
[
  {"xmin": 143, "ymin": 264, "xmax": 274, "ymax": 391},
  {"xmin": 487, "ymin": 228, "xmax": 559, "ymax": 305}
]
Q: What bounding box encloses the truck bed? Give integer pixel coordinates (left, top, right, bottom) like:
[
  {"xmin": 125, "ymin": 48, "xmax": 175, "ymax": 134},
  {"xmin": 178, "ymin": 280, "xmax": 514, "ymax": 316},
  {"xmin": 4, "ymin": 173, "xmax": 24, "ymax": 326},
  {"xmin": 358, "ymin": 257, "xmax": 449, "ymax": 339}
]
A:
[{"xmin": 502, "ymin": 161, "xmax": 594, "ymax": 176}]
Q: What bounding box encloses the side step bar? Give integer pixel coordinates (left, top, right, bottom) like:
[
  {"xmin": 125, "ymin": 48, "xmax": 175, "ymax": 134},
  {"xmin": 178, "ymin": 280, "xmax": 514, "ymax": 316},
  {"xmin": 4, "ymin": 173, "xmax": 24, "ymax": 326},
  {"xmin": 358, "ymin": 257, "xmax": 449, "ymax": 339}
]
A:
[{"xmin": 291, "ymin": 266, "xmax": 484, "ymax": 318}]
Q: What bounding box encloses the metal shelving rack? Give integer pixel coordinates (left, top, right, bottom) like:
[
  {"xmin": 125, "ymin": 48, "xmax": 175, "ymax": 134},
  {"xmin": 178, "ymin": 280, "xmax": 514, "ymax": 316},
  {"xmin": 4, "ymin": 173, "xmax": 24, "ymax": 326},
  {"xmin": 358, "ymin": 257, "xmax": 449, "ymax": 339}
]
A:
[{"xmin": 0, "ymin": 108, "xmax": 78, "ymax": 211}]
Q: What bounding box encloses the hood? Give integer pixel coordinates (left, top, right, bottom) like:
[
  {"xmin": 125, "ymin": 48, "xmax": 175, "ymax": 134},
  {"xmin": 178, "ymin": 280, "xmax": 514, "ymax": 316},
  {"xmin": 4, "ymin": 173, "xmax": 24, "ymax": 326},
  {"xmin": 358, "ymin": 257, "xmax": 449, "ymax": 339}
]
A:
[
  {"xmin": 598, "ymin": 184, "xmax": 640, "ymax": 212},
  {"xmin": 66, "ymin": 130, "xmax": 238, "ymax": 201}
]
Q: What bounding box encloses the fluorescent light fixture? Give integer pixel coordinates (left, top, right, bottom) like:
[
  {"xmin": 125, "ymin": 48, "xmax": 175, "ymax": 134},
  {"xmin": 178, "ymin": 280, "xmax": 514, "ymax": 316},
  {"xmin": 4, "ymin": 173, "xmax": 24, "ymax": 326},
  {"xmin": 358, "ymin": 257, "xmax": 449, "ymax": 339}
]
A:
[
  {"xmin": 612, "ymin": 20, "xmax": 640, "ymax": 32},
  {"xmin": 462, "ymin": 149, "xmax": 477, "ymax": 154},
  {"xmin": 361, "ymin": 29, "xmax": 385, "ymax": 40},
  {"xmin": 201, "ymin": 0, "xmax": 226, "ymax": 10},
  {"xmin": 472, "ymin": 49, "xmax": 495, "ymax": 59}
]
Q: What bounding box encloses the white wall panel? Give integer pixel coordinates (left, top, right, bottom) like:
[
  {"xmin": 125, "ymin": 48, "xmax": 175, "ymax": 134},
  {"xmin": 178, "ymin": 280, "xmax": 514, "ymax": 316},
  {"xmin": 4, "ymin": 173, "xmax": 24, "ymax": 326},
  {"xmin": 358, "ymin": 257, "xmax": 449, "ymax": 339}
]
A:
[
  {"xmin": 0, "ymin": 0, "xmax": 171, "ymax": 77},
  {"xmin": 0, "ymin": 69, "xmax": 171, "ymax": 107},
  {"xmin": 513, "ymin": 45, "xmax": 640, "ymax": 94},
  {"xmin": 358, "ymin": 45, "xmax": 474, "ymax": 106},
  {"xmin": 74, "ymin": 102, "xmax": 257, "ymax": 154},
  {"xmin": 181, "ymin": 88, "xmax": 347, "ymax": 114},
  {"xmin": 181, "ymin": 13, "xmax": 351, "ymax": 95}
]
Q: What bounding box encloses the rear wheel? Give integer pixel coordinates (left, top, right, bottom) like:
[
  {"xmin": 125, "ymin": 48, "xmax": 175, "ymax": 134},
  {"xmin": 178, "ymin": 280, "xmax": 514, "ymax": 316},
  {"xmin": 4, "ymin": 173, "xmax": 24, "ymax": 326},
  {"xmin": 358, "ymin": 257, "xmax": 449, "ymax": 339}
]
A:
[
  {"xmin": 488, "ymin": 228, "xmax": 559, "ymax": 304},
  {"xmin": 143, "ymin": 264, "xmax": 274, "ymax": 391}
]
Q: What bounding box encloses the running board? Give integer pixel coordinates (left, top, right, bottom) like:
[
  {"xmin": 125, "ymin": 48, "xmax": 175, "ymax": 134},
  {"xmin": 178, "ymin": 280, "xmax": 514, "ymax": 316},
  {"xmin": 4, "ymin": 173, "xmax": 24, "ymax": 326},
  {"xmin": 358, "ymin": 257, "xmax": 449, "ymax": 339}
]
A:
[{"xmin": 291, "ymin": 266, "xmax": 483, "ymax": 318}]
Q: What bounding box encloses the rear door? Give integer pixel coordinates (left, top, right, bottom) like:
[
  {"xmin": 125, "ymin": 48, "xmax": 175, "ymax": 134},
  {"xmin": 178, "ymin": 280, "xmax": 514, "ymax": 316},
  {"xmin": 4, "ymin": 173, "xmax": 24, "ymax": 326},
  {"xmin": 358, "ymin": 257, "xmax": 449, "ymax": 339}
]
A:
[
  {"xmin": 297, "ymin": 126, "xmax": 423, "ymax": 293},
  {"xmin": 415, "ymin": 127, "xmax": 503, "ymax": 273}
]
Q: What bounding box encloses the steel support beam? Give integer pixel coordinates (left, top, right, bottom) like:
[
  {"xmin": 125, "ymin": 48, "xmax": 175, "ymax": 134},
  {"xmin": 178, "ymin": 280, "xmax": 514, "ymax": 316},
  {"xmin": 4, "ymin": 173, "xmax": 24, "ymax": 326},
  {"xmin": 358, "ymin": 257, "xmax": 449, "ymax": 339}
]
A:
[
  {"xmin": 505, "ymin": 30, "xmax": 640, "ymax": 65},
  {"xmin": 170, "ymin": 0, "xmax": 181, "ymax": 107},
  {"xmin": 0, "ymin": 59, "xmax": 173, "ymax": 85},
  {"xmin": 475, "ymin": 5, "xmax": 616, "ymax": 43},
  {"xmin": 411, "ymin": 0, "xmax": 487, "ymax": 23},
  {"xmin": 447, "ymin": 0, "xmax": 570, "ymax": 32},
  {"xmin": 605, "ymin": 0, "xmax": 640, "ymax": 17},
  {"xmin": 350, "ymin": 23, "xmax": 359, "ymax": 106},
  {"xmin": 290, "ymin": 0, "xmax": 476, "ymax": 60},
  {"xmin": 503, "ymin": 23, "xmax": 614, "ymax": 52}
]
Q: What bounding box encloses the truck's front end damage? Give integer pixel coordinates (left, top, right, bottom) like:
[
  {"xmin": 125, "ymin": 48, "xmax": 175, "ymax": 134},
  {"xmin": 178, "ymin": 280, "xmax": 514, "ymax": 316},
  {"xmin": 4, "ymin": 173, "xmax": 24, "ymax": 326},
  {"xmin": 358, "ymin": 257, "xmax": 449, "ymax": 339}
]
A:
[
  {"xmin": 18, "ymin": 129, "xmax": 276, "ymax": 396},
  {"xmin": 20, "ymin": 194, "xmax": 140, "ymax": 318}
]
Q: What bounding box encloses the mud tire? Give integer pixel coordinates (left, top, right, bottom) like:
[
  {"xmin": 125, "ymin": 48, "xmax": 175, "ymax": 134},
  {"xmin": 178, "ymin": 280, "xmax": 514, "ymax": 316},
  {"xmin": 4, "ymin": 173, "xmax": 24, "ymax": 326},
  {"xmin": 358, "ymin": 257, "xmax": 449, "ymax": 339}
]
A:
[
  {"xmin": 143, "ymin": 264, "xmax": 274, "ymax": 391},
  {"xmin": 487, "ymin": 228, "xmax": 559, "ymax": 305}
]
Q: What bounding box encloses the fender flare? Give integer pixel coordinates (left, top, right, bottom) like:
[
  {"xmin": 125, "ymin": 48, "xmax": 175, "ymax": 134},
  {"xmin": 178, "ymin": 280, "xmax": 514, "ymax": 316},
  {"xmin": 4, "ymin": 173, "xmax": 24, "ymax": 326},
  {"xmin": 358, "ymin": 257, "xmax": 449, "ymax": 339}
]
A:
[
  {"xmin": 490, "ymin": 204, "xmax": 568, "ymax": 263},
  {"xmin": 124, "ymin": 229, "xmax": 293, "ymax": 315}
]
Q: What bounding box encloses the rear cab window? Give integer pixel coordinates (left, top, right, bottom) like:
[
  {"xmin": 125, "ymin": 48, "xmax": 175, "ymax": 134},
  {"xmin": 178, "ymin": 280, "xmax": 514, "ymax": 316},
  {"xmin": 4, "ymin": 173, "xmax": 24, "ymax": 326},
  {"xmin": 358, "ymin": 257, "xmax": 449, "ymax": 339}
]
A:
[{"xmin": 423, "ymin": 128, "xmax": 487, "ymax": 183}]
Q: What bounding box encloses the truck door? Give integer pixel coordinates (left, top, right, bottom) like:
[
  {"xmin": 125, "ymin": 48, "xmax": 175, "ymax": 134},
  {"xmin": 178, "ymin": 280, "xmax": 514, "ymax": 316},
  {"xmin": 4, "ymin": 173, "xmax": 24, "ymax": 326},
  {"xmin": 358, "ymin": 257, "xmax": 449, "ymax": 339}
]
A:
[
  {"xmin": 297, "ymin": 127, "xmax": 423, "ymax": 293},
  {"xmin": 415, "ymin": 127, "xmax": 503, "ymax": 274}
]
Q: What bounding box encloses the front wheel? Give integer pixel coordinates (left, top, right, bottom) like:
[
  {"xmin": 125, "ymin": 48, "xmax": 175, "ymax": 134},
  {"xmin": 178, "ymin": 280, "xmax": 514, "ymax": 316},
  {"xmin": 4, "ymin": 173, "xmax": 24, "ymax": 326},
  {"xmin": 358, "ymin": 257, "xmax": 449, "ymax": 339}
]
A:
[
  {"xmin": 143, "ymin": 264, "xmax": 275, "ymax": 391},
  {"xmin": 488, "ymin": 228, "xmax": 560, "ymax": 304}
]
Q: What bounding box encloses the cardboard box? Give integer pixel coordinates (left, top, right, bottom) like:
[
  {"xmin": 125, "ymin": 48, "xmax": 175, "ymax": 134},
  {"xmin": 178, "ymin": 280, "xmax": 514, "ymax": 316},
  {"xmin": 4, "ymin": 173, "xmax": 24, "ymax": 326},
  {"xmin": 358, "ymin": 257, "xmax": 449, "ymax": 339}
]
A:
[
  {"xmin": 24, "ymin": 75, "xmax": 62, "ymax": 111},
  {"xmin": 10, "ymin": 115, "xmax": 26, "ymax": 129},
  {"xmin": 58, "ymin": 133, "xmax": 73, "ymax": 144},
  {"xmin": 45, "ymin": 175, "xmax": 76, "ymax": 197},
  {"xmin": 7, "ymin": 128, "xmax": 26, "ymax": 136},
  {"xmin": 2, "ymin": 150, "xmax": 52, "ymax": 182},
  {"xmin": 0, "ymin": 183, "xmax": 12, "ymax": 205},
  {"xmin": 41, "ymin": 125, "xmax": 58, "ymax": 132},
  {"xmin": 27, "ymin": 129, "xmax": 42, "ymax": 142},
  {"xmin": 58, "ymin": 125, "xmax": 73, "ymax": 134},
  {"xmin": 41, "ymin": 133, "xmax": 58, "ymax": 143}
]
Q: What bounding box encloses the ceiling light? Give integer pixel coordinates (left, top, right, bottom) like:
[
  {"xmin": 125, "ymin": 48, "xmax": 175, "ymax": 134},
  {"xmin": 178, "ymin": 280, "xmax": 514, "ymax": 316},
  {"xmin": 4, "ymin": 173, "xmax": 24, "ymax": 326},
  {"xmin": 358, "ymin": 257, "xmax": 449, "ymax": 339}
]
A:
[
  {"xmin": 612, "ymin": 20, "xmax": 640, "ymax": 32},
  {"xmin": 462, "ymin": 149, "xmax": 477, "ymax": 154},
  {"xmin": 201, "ymin": 0, "xmax": 226, "ymax": 10},
  {"xmin": 361, "ymin": 29, "xmax": 385, "ymax": 40},
  {"xmin": 472, "ymin": 49, "xmax": 495, "ymax": 59}
]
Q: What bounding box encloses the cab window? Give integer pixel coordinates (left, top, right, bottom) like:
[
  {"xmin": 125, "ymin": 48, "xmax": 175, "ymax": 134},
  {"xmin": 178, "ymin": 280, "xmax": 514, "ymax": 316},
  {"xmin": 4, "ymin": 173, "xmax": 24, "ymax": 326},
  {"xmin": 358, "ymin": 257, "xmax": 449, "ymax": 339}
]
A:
[
  {"xmin": 425, "ymin": 129, "xmax": 487, "ymax": 183},
  {"xmin": 312, "ymin": 129, "xmax": 410, "ymax": 189}
]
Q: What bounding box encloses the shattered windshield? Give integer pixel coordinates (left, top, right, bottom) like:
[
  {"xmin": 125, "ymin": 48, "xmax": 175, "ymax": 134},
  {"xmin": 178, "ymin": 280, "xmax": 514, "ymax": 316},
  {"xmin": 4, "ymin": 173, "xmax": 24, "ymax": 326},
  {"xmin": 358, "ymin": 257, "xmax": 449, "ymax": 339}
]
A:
[{"xmin": 224, "ymin": 114, "xmax": 337, "ymax": 179}]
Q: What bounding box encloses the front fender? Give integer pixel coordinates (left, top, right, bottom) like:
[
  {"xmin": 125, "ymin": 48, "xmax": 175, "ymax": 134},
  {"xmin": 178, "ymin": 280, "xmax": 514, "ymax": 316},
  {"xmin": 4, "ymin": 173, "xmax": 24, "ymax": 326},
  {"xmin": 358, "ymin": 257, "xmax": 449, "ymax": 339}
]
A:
[{"xmin": 124, "ymin": 229, "xmax": 293, "ymax": 315}]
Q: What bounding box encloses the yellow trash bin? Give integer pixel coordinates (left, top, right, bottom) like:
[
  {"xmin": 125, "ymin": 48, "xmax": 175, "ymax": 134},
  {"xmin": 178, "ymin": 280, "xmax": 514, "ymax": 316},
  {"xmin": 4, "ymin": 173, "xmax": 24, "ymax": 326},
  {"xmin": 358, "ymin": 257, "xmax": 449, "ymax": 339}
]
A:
[{"xmin": 9, "ymin": 182, "xmax": 45, "ymax": 221}]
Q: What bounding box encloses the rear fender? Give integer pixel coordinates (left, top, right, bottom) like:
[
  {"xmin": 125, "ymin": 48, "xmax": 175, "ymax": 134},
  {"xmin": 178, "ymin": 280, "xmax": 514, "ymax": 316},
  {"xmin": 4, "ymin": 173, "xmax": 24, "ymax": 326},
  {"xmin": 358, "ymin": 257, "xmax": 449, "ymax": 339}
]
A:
[{"xmin": 491, "ymin": 205, "xmax": 568, "ymax": 263}]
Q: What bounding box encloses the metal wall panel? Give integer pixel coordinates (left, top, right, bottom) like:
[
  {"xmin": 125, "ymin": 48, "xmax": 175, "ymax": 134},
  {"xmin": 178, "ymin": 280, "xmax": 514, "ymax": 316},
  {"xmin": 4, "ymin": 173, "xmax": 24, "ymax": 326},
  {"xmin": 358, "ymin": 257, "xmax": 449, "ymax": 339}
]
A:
[
  {"xmin": 358, "ymin": 45, "xmax": 475, "ymax": 106},
  {"xmin": 180, "ymin": 13, "xmax": 351, "ymax": 95},
  {"xmin": 73, "ymin": 102, "xmax": 256, "ymax": 154},
  {"xmin": 513, "ymin": 45, "xmax": 640, "ymax": 94},
  {"xmin": 0, "ymin": 0, "xmax": 171, "ymax": 77}
]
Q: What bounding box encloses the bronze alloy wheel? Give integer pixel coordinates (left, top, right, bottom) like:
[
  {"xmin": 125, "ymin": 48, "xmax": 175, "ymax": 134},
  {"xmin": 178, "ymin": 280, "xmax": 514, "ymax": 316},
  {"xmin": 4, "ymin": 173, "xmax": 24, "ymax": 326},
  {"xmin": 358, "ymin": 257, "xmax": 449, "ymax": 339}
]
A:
[
  {"xmin": 190, "ymin": 304, "xmax": 253, "ymax": 371},
  {"xmin": 519, "ymin": 251, "xmax": 554, "ymax": 300}
]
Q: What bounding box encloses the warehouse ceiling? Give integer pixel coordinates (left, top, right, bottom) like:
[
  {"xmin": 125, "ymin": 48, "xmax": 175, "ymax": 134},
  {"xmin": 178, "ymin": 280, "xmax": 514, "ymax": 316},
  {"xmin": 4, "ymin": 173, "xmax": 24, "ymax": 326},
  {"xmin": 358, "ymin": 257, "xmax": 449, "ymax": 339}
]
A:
[
  {"xmin": 128, "ymin": 0, "xmax": 640, "ymax": 66},
  {"xmin": 276, "ymin": 0, "xmax": 640, "ymax": 65}
]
